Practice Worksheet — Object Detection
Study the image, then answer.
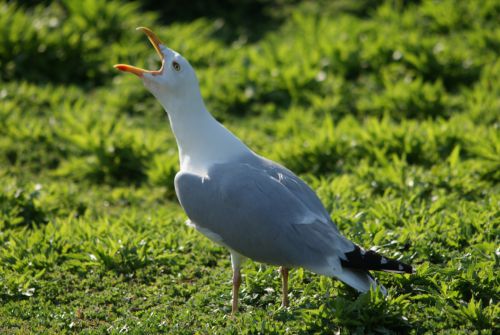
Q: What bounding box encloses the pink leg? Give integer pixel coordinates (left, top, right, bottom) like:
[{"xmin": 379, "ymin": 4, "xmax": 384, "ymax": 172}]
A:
[
  {"xmin": 232, "ymin": 268, "xmax": 241, "ymax": 314},
  {"xmin": 230, "ymin": 251, "xmax": 245, "ymax": 314},
  {"xmin": 280, "ymin": 266, "xmax": 289, "ymax": 307}
]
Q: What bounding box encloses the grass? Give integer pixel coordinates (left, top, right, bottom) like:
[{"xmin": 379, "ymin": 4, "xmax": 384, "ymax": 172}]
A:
[{"xmin": 0, "ymin": 0, "xmax": 499, "ymax": 333}]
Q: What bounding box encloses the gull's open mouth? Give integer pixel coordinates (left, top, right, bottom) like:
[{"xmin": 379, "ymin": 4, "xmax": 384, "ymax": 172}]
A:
[{"xmin": 114, "ymin": 27, "xmax": 164, "ymax": 77}]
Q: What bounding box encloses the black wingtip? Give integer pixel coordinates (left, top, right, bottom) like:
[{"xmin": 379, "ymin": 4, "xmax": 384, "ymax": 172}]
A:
[{"xmin": 341, "ymin": 245, "xmax": 414, "ymax": 274}]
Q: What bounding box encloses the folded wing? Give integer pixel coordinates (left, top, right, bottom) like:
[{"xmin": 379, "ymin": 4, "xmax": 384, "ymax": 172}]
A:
[{"xmin": 174, "ymin": 160, "xmax": 354, "ymax": 270}]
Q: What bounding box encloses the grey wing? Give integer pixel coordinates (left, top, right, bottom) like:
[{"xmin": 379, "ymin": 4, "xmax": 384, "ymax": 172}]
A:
[
  {"xmin": 258, "ymin": 156, "xmax": 338, "ymax": 231},
  {"xmin": 174, "ymin": 162, "xmax": 354, "ymax": 270}
]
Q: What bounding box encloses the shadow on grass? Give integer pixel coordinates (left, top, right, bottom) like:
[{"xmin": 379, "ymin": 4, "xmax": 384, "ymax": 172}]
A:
[{"xmin": 134, "ymin": 0, "xmax": 396, "ymax": 44}]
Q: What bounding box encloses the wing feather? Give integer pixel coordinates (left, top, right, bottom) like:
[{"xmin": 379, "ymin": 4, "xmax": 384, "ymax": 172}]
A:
[{"xmin": 175, "ymin": 160, "xmax": 353, "ymax": 269}]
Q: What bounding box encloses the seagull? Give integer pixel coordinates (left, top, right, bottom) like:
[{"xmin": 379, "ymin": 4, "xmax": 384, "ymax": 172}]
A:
[{"xmin": 115, "ymin": 27, "xmax": 414, "ymax": 313}]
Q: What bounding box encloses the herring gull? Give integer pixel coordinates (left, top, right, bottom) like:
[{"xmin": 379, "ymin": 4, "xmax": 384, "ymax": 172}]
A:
[{"xmin": 115, "ymin": 27, "xmax": 414, "ymax": 313}]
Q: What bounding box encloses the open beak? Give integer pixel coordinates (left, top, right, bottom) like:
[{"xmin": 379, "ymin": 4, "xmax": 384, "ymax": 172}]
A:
[{"xmin": 114, "ymin": 27, "xmax": 164, "ymax": 77}]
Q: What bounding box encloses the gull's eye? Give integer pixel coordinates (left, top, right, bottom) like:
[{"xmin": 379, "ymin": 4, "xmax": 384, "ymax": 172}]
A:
[{"xmin": 172, "ymin": 61, "xmax": 181, "ymax": 72}]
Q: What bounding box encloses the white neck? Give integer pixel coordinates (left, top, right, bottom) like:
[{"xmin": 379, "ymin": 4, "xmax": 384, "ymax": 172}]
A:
[{"xmin": 160, "ymin": 94, "xmax": 251, "ymax": 175}]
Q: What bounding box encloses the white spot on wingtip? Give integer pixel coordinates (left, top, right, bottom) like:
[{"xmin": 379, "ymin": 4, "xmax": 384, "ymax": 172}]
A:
[
  {"xmin": 381, "ymin": 257, "xmax": 388, "ymax": 264},
  {"xmin": 398, "ymin": 264, "xmax": 404, "ymax": 271}
]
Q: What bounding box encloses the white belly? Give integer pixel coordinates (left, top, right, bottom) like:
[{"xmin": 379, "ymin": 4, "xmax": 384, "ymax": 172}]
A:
[{"xmin": 185, "ymin": 219, "xmax": 228, "ymax": 248}]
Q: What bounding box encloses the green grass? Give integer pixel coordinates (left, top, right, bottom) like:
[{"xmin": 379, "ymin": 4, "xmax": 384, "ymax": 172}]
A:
[{"xmin": 1, "ymin": 0, "xmax": 499, "ymax": 333}]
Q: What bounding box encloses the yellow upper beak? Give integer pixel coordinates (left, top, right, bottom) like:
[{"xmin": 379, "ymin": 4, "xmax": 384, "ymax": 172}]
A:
[{"xmin": 114, "ymin": 27, "xmax": 164, "ymax": 77}]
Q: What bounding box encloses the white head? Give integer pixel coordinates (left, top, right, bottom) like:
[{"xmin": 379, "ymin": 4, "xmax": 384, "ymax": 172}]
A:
[
  {"xmin": 115, "ymin": 27, "xmax": 202, "ymax": 114},
  {"xmin": 115, "ymin": 27, "xmax": 250, "ymax": 172}
]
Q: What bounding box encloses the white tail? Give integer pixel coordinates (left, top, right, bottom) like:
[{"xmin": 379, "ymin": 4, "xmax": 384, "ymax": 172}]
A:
[{"xmin": 334, "ymin": 268, "xmax": 387, "ymax": 296}]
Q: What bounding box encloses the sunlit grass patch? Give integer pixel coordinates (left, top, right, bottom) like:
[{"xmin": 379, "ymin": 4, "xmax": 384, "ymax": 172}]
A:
[{"xmin": 1, "ymin": 0, "xmax": 499, "ymax": 333}]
